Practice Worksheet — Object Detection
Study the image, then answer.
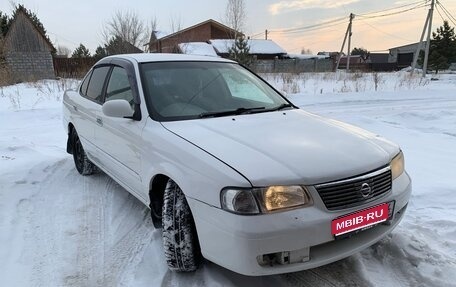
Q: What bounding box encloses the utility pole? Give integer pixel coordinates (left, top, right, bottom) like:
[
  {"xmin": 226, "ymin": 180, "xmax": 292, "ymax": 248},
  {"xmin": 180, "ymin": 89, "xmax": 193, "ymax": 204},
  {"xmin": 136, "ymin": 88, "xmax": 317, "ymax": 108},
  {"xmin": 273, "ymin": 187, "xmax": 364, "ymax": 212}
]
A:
[
  {"xmin": 423, "ymin": 0, "xmax": 435, "ymax": 77},
  {"xmin": 347, "ymin": 13, "xmax": 354, "ymax": 71},
  {"xmin": 265, "ymin": 29, "xmax": 268, "ymax": 40},
  {"xmin": 411, "ymin": 13, "xmax": 430, "ymax": 74},
  {"xmin": 335, "ymin": 13, "xmax": 354, "ymax": 71},
  {"xmin": 411, "ymin": 0, "xmax": 435, "ymax": 77}
]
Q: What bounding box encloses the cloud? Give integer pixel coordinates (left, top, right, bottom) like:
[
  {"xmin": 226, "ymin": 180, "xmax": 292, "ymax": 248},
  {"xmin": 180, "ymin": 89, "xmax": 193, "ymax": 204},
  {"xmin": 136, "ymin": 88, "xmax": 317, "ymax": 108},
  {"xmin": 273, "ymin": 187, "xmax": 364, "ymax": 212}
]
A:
[{"xmin": 269, "ymin": 0, "xmax": 361, "ymax": 15}]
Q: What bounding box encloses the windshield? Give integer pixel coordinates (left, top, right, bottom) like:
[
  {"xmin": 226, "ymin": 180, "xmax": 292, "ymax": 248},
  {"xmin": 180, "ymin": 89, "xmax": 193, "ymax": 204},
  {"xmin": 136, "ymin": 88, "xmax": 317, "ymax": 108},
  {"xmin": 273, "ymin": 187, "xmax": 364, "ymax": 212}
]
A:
[{"xmin": 140, "ymin": 61, "xmax": 292, "ymax": 121}]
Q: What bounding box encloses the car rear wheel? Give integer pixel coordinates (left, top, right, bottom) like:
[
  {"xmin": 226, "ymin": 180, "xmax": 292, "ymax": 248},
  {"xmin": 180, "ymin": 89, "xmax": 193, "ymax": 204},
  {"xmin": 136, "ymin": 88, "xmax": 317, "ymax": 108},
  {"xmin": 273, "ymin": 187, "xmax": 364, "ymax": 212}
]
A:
[
  {"xmin": 162, "ymin": 179, "xmax": 201, "ymax": 272},
  {"xmin": 71, "ymin": 130, "xmax": 94, "ymax": 175}
]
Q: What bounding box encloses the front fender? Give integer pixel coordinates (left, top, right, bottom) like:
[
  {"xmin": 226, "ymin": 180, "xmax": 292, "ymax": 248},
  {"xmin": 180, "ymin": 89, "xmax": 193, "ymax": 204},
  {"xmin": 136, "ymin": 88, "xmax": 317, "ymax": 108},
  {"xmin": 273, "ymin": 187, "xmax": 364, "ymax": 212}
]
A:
[{"xmin": 141, "ymin": 118, "xmax": 251, "ymax": 207}]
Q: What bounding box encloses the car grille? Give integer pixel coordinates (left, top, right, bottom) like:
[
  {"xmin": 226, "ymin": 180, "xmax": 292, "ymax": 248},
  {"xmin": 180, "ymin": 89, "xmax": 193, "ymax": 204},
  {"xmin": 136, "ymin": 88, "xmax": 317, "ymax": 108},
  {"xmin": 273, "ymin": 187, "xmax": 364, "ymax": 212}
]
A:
[{"xmin": 315, "ymin": 166, "xmax": 392, "ymax": 211}]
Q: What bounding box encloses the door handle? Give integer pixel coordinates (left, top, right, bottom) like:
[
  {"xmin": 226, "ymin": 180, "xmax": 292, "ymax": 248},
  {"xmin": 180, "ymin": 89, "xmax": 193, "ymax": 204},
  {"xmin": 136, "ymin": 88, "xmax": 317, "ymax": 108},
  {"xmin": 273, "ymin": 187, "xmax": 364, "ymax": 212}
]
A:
[{"xmin": 96, "ymin": 118, "xmax": 103, "ymax": 126}]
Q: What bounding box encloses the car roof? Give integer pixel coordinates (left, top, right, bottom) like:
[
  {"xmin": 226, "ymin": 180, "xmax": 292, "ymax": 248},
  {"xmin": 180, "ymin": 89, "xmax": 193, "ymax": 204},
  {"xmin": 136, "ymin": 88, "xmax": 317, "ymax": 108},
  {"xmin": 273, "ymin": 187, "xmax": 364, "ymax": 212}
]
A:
[{"xmin": 102, "ymin": 53, "xmax": 236, "ymax": 64}]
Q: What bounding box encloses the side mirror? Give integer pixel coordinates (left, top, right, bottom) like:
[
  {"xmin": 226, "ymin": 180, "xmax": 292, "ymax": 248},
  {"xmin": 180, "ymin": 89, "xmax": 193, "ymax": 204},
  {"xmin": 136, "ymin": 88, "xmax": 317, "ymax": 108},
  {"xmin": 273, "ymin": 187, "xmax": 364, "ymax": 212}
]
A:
[{"xmin": 102, "ymin": 99, "xmax": 134, "ymax": 118}]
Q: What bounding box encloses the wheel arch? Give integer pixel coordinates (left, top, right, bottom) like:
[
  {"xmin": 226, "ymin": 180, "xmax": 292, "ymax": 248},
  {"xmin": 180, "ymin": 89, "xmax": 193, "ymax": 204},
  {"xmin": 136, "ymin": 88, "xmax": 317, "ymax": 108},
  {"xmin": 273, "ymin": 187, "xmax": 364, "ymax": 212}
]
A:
[
  {"xmin": 148, "ymin": 173, "xmax": 170, "ymax": 228},
  {"xmin": 67, "ymin": 122, "xmax": 76, "ymax": 154}
]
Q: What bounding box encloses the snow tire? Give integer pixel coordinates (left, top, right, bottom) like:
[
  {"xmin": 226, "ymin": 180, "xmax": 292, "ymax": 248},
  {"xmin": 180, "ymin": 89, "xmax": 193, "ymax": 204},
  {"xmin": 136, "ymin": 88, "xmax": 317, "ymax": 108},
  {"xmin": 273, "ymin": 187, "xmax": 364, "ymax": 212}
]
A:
[
  {"xmin": 71, "ymin": 130, "xmax": 94, "ymax": 176},
  {"xmin": 162, "ymin": 179, "xmax": 201, "ymax": 272}
]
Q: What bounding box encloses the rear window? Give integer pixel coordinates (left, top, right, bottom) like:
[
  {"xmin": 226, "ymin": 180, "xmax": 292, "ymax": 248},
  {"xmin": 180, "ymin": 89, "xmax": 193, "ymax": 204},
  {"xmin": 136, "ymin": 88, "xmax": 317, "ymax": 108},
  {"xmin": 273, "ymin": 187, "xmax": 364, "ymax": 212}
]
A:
[{"xmin": 79, "ymin": 70, "xmax": 92, "ymax": 96}]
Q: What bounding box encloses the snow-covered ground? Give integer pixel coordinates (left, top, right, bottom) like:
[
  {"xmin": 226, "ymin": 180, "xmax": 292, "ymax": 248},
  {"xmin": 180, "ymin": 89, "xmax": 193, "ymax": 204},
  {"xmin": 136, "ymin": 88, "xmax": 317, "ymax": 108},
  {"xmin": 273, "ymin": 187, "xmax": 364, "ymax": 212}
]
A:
[{"xmin": 0, "ymin": 72, "xmax": 455, "ymax": 287}]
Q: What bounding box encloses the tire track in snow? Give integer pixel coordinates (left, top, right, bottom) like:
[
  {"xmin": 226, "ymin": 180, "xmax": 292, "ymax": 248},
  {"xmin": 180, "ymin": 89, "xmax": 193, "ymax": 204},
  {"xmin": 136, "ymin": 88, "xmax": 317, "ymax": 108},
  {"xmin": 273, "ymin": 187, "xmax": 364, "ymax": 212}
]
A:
[
  {"xmin": 66, "ymin": 167, "xmax": 154, "ymax": 286},
  {"xmin": 26, "ymin": 159, "xmax": 69, "ymax": 287},
  {"xmin": 13, "ymin": 157, "xmax": 155, "ymax": 286}
]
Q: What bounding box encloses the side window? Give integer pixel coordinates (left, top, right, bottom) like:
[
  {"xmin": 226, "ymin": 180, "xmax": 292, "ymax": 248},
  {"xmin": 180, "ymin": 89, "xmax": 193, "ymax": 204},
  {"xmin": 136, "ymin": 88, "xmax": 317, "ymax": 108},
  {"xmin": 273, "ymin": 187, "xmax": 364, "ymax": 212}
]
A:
[
  {"xmin": 86, "ymin": 66, "xmax": 110, "ymax": 103},
  {"xmin": 80, "ymin": 70, "xmax": 92, "ymax": 96},
  {"xmin": 106, "ymin": 67, "xmax": 134, "ymax": 108}
]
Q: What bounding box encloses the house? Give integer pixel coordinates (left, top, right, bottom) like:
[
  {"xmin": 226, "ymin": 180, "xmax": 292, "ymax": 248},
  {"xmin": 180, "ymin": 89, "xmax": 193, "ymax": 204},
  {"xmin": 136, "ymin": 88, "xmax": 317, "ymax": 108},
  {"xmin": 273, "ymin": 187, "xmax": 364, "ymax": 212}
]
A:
[
  {"xmin": 388, "ymin": 42, "xmax": 425, "ymax": 69},
  {"xmin": 369, "ymin": 53, "xmax": 389, "ymax": 64},
  {"xmin": 368, "ymin": 53, "xmax": 397, "ymax": 72},
  {"xmin": 209, "ymin": 39, "xmax": 287, "ymax": 60},
  {"xmin": 3, "ymin": 6, "xmax": 55, "ymax": 81},
  {"xmin": 317, "ymin": 51, "xmax": 341, "ymax": 60},
  {"xmin": 148, "ymin": 19, "xmax": 237, "ymax": 53},
  {"xmin": 337, "ymin": 55, "xmax": 364, "ymax": 69}
]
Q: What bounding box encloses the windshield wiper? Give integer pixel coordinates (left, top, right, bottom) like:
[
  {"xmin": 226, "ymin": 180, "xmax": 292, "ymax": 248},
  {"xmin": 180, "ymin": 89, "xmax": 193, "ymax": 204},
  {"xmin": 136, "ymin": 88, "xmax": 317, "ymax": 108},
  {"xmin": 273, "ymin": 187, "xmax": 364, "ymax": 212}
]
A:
[
  {"xmin": 272, "ymin": 103, "xmax": 295, "ymax": 111},
  {"xmin": 199, "ymin": 107, "xmax": 266, "ymax": 118}
]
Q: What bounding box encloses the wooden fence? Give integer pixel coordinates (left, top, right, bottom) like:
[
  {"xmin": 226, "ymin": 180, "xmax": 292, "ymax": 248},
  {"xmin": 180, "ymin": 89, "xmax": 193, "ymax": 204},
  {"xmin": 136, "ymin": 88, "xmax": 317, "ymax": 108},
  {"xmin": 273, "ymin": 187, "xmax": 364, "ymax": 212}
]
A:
[
  {"xmin": 250, "ymin": 58, "xmax": 334, "ymax": 73},
  {"xmin": 53, "ymin": 57, "xmax": 97, "ymax": 78}
]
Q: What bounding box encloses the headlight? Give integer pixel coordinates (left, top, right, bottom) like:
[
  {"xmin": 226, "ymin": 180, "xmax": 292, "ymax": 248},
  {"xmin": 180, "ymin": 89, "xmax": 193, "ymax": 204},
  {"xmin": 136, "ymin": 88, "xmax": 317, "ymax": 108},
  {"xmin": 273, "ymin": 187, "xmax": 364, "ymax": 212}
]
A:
[
  {"xmin": 221, "ymin": 186, "xmax": 312, "ymax": 214},
  {"xmin": 391, "ymin": 151, "xmax": 405, "ymax": 180}
]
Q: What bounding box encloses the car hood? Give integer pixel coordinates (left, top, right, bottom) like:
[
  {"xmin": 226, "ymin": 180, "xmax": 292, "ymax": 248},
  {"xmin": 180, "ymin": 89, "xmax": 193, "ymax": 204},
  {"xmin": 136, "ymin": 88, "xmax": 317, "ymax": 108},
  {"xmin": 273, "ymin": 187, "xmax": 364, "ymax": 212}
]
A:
[{"xmin": 161, "ymin": 109, "xmax": 399, "ymax": 186}]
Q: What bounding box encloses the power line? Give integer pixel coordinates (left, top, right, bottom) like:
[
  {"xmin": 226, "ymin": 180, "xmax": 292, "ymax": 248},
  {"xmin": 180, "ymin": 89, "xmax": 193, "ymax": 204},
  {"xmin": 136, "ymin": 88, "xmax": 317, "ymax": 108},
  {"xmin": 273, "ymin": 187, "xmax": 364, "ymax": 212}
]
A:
[
  {"xmin": 249, "ymin": 32, "xmax": 264, "ymax": 39},
  {"xmin": 437, "ymin": 1, "xmax": 456, "ymax": 23},
  {"xmin": 269, "ymin": 21, "xmax": 347, "ymax": 36},
  {"xmin": 357, "ymin": 0, "xmax": 428, "ymax": 17},
  {"xmin": 435, "ymin": 3, "xmax": 447, "ymax": 23},
  {"xmin": 250, "ymin": 2, "xmax": 431, "ymax": 39},
  {"xmin": 436, "ymin": 1, "xmax": 456, "ymax": 26},
  {"xmin": 356, "ymin": 2, "xmax": 429, "ymax": 19},
  {"xmin": 357, "ymin": 19, "xmax": 415, "ymax": 42},
  {"xmin": 267, "ymin": 16, "xmax": 347, "ymax": 34}
]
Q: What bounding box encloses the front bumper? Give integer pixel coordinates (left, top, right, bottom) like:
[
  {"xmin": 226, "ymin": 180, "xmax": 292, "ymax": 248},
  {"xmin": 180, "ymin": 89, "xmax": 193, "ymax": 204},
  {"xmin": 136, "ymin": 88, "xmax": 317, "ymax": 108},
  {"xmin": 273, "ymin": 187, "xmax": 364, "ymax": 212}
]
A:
[{"xmin": 188, "ymin": 171, "xmax": 411, "ymax": 276}]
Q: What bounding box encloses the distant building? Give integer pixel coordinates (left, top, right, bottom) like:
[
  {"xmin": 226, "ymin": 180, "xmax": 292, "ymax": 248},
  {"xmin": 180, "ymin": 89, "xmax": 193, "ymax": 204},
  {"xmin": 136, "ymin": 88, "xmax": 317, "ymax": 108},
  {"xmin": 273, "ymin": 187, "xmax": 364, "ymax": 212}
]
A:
[
  {"xmin": 317, "ymin": 51, "xmax": 341, "ymax": 59},
  {"xmin": 148, "ymin": 19, "xmax": 237, "ymax": 53},
  {"xmin": 3, "ymin": 7, "xmax": 55, "ymax": 81},
  {"xmin": 338, "ymin": 55, "xmax": 365, "ymax": 65},
  {"xmin": 369, "ymin": 53, "xmax": 389, "ymax": 64},
  {"xmin": 368, "ymin": 53, "xmax": 397, "ymax": 72},
  {"xmin": 388, "ymin": 42, "xmax": 425, "ymax": 69}
]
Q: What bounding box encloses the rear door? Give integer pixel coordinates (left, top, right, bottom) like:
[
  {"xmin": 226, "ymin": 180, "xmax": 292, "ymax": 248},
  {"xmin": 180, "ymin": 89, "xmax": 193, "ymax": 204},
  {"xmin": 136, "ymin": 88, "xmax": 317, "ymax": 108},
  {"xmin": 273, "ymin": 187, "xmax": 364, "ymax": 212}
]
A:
[{"xmin": 72, "ymin": 66, "xmax": 110, "ymax": 159}]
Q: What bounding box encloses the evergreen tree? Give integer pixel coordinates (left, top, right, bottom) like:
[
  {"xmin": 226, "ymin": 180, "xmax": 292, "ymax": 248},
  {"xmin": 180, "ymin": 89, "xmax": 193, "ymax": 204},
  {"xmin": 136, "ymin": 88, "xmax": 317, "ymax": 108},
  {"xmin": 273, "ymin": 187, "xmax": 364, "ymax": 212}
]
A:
[
  {"xmin": 228, "ymin": 35, "xmax": 251, "ymax": 66},
  {"xmin": 104, "ymin": 36, "xmax": 138, "ymax": 55},
  {"xmin": 419, "ymin": 21, "xmax": 456, "ymax": 73},
  {"xmin": 428, "ymin": 50, "xmax": 449, "ymax": 72},
  {"xmin": 93, "ymin": 46, "xmax": 107, "ymax": 60},
  {"xmin": 71, "ymin": 44, "xmax": 91, "ymax": 58},
  {"xmin": 351, "ymin": 47, "xmax": 370, "ymax": 61},
  {"xmin": 0, "ymin": 11, "xmax": 9, "ymax": 37}
]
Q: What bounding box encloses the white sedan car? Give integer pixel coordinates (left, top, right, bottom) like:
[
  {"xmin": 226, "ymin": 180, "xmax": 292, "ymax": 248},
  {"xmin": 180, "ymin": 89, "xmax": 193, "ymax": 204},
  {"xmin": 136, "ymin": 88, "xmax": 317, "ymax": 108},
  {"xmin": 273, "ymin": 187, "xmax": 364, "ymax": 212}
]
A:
[{"xmin": 63, "ymin": 54, "xmax": 411, "ymax": 276}]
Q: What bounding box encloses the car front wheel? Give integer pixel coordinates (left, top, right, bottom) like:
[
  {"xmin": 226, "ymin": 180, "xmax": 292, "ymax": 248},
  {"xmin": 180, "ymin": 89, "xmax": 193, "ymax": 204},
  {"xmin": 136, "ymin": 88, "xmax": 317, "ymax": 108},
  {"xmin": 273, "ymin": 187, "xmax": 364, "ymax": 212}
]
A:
[{"xmin": 162, "ymin": 179, "xmax": 201, "ymax": 272}]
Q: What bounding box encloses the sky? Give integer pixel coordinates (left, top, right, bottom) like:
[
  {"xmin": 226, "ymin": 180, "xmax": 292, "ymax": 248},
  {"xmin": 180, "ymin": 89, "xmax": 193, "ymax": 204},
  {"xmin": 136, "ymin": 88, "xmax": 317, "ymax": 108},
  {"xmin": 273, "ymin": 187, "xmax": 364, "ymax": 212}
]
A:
[{"xmin": 1, "ymin": 0, "xmax": 455, "ymax": 55}]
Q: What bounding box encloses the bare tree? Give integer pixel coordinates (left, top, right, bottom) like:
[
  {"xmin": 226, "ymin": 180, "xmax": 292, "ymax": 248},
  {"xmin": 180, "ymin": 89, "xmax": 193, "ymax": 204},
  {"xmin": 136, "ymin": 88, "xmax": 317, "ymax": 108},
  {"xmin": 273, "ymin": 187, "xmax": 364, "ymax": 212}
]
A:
[
  {"xmin": 169, "ymin": 15, "xmax": 182, "ymax": 33},
  {"xmin": 102, "ymin": 10, "xmax": 148, "ymax": 48},
  {"xmin": 150, "ymin": 16, "xmax": 158, "ymax": 34},
  {"xmin": 225, "ymin": 0, "xmax": 246, "ymax": 38},
  {"xmin": 56, "ymin": 45, "xmax": 71, "ymax": 57},
  {"xmin": 144, "ymin": 16, "xmax": 159, "ymax": 52},
  {"xmin": 301, "ymin": 48, "xmax": 312, "ymax": 55}
]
